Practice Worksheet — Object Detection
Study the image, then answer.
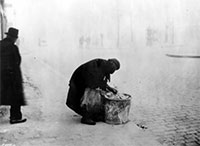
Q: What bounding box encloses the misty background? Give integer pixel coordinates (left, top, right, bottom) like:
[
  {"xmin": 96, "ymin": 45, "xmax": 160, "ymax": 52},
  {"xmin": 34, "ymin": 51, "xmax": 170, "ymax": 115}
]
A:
[{"xmin": 3, "ymin": 0, "xmax": 200, "ymax": 107}]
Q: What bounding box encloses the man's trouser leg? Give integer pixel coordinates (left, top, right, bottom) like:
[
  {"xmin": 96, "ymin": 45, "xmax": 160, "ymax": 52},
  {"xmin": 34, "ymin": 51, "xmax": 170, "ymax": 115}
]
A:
[{"xmin": 10, "ymin": 105, "xmax": 22, "ymax": 120}]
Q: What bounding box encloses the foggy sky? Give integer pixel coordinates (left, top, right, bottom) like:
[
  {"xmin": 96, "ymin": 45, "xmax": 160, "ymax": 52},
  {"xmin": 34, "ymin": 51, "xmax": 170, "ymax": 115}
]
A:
[{"xmin": 5, "ymin": 0, "xmax": 200, "ymax": 52}]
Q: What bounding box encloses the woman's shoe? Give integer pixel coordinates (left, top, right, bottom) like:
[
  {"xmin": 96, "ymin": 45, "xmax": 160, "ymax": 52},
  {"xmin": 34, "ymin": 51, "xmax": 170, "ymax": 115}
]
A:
[{"xmin": 81, "ymin": 117, "xmax": 96, "ymax": 125}]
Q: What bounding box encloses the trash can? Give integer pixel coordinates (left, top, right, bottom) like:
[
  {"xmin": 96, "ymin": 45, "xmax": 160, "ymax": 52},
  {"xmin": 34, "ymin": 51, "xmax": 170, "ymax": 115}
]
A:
[{"xmin": 104, "ymin": 93, "xmax": 131, "ymax": 125}]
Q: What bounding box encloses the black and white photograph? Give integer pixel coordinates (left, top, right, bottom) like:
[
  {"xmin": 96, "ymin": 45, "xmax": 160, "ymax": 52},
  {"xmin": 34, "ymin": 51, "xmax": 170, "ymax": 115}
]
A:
[{"xmin": 0, "ymin": 0, "xmax": 200, "ymax": 146}]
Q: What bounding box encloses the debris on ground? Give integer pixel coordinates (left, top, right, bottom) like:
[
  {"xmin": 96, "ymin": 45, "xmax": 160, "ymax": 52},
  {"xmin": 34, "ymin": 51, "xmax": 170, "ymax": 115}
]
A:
[{"xmin": 136, "ymin": 123, "xmax": 148, "ymax": 130}]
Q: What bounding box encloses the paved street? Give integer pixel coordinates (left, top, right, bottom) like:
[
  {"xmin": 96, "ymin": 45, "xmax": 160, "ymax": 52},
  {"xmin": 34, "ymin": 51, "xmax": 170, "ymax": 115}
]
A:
[
  {"xmin": 131, "ymin": 104, "xmax": 200, "ymax": 146},
  {"xmin": 1, "ymin": 55, "xmax": 200, "ymax": 146},
  {"xmin": 1, "ymin": 100, "xmax": 200, "ymax": 146}
]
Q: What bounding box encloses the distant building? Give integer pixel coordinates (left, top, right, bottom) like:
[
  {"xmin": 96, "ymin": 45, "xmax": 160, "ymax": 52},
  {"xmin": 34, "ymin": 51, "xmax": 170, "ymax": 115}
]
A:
[{"xmin": 0, "ymin": 0, "xmax": 7, "ymax": 39}]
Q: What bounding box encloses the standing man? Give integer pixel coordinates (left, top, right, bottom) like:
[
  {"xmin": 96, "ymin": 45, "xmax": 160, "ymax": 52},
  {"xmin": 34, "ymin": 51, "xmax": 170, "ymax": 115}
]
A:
[
  {"xmin": 66, "ymin": 58, "xmax": 120, "ymax": 125},
  {"xmin": 0, "ymin": 27, "xmax": 27, "ymax": 124}
]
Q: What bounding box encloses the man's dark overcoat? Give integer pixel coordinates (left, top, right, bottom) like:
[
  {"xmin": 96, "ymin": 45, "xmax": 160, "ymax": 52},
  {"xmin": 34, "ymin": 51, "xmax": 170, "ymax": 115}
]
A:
[
  {"xmin": 0, "ymin": 38, "xmax": 26, "ymax": 106},
  {"xmin": 66, "ymin": 58, "xmax": 110, "ymax": 115}
]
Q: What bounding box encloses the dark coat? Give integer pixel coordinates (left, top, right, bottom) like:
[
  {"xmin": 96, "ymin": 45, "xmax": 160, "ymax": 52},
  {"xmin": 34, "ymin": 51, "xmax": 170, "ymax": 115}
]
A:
[
  {"xmin": 66, "ymin": 58, "xmax": 111, "ymax": 115},
  {"xmin": 0, "ymin": 38, "xmax": 26, "ymax": 106}
]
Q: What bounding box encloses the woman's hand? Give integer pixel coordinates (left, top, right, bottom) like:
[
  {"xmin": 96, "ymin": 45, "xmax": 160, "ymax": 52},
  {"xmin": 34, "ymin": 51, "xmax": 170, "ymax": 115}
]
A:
[
  {"xmin": 107, "ymin": 86, "xmax": 118, "ymax": 94},
  {"xmin": 111, "ymin": 88, "xmax": 118, "ymax": 94}
]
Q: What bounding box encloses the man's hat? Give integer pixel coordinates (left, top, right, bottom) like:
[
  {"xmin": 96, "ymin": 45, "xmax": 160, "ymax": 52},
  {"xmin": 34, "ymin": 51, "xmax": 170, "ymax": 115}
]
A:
[{"xmin": 5, "ymin": 27, "xmax": 19, "ymax": 38}]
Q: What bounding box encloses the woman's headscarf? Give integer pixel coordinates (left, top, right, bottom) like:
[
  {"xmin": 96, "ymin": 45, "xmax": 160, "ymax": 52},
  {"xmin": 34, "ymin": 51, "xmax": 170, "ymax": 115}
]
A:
[{"xmin": 108, "ymin": 58, "xmax": 120, "ymax": 70}]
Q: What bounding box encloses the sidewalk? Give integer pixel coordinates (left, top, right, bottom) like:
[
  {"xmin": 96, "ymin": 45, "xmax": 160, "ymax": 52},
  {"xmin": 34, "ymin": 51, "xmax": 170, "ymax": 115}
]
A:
[
  {"xmin": 0, "ymin": 114, "xmax": 162, "ymax": 146},
  {"xmin": 0, "ymin": 55, "xmax": 162, "ymax": 146}
]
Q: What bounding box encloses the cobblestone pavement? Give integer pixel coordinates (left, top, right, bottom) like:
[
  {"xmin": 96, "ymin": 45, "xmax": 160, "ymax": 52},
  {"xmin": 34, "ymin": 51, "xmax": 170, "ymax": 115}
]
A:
[{"xmin": 131, "ymin": 104, "xmax": 200, "ymax": 146}]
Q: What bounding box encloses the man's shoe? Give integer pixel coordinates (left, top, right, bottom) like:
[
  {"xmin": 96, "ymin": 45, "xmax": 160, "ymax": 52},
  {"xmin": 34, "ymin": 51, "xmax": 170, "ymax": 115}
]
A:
[
  {"xmin": 81, "ymin": 117, "xmax": 96, "ymax": 125},
  {"xmin": 10, "ymin": 118, "xmax": 27, "ymax": 124}
]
